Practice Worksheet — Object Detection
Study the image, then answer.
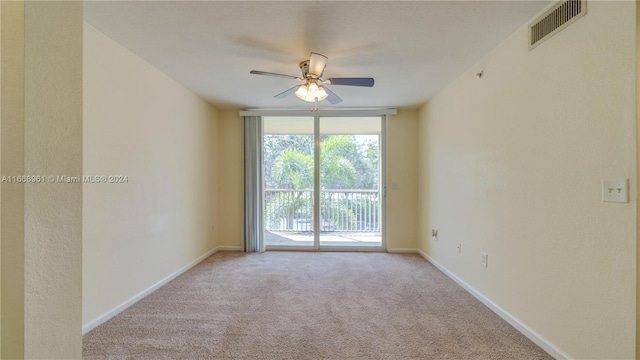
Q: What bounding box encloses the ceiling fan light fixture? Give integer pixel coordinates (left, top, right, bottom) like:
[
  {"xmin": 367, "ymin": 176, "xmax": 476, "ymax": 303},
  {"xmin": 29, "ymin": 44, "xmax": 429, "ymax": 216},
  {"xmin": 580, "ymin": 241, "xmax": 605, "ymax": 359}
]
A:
[
  {"xmin": 316, "ymin": 87, "xmax": 328, "ymax": 101},
  {"xmin": 250, "ymin": 52, "xmax": 372, "ymax": 104},
  {"xmin": 295, "ymin": 82, "xmax": 328, "ymax": 102}
]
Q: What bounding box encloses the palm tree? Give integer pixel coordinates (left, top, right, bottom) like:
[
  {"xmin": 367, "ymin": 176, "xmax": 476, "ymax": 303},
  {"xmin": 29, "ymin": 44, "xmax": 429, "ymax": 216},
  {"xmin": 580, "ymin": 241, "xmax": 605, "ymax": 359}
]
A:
[
  {"xmin": 319, "ymin": 136, "xmax": 357, "ymax": 189},
  {"xmin": 266, "ymin": 136, "xmax": 365, "ymax": 231},
  {"xmin": 269, "ymin": 149, "xmax": 314, "ymax": 230}
]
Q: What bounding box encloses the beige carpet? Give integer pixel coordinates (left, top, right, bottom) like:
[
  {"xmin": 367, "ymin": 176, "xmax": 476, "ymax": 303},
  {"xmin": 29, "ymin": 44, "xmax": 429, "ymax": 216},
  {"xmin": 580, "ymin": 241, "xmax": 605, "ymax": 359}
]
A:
[{"xmin": 83, "ymin": 251, "xmax": 552, "ymax": 359}]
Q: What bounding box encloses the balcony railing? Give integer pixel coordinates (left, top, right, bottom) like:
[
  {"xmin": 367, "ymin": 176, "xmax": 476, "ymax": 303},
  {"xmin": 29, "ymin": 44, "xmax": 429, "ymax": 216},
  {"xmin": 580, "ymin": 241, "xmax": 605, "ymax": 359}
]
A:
[{"xmin": 264, "ymin": 189, "xmax": 380, "ymax": 232}]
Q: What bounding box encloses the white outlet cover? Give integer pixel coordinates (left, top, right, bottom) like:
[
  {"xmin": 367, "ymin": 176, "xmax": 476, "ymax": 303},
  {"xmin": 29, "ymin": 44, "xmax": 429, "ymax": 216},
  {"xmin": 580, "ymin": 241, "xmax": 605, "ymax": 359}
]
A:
[
  {"xmin": 481, "ymin": 252, "xmax": 488, "ymax": 268},
  {"xmin": 602, "ymin": 179, "xmax": 628, "ymax": 203}
]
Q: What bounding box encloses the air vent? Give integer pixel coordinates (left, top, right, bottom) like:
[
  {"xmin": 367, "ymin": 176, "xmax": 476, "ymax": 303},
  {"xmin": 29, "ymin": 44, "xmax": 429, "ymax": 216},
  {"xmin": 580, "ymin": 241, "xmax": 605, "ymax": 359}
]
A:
[{"xmin": 529, "ymin": 0, "xmax": 586, "ymax": 50}]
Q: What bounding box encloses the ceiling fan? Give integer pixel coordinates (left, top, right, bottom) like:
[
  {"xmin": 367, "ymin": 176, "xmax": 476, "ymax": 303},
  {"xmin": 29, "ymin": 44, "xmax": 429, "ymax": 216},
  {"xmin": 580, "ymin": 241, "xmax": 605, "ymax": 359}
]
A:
[{"xmin": 250, "ymin": 52, "xmax": 374, "ymax": 104}]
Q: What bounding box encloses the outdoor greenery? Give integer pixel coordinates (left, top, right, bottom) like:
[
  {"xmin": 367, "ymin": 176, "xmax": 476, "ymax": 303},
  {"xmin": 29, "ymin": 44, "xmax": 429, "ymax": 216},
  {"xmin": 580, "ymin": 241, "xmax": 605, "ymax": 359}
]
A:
[
  {"xmin": 264, "ymin": 134, "xmax": 380, "ymax": 231},
  {"xmin": 264, "ymin": 134, "xmax": 379, "ymax": 190}
]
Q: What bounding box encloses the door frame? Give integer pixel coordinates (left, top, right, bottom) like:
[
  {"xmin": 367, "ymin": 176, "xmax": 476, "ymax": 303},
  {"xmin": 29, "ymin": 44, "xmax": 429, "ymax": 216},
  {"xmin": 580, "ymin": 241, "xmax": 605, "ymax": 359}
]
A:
[
  {"xmin": 315, "ymin": 115, "xmax": 387, "ymax": 252},
  {"xmin": 257, "ymin": 111, "xmax": 391, "ymax": 252}
]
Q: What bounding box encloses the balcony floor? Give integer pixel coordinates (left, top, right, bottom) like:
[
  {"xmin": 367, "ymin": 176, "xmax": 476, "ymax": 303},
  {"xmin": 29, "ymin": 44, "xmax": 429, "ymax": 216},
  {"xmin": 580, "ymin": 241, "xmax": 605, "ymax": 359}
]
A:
[{"xmin": 265, "ymin": 230, "xmax": 382, "ymax": 248}]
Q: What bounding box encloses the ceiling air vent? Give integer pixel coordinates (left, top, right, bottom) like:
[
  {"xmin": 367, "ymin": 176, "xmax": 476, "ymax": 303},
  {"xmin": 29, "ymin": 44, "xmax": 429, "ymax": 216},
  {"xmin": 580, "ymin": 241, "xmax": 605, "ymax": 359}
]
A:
[{"xmin": 529, "ymin": 0, "xmax": 586, "ymax": 50}]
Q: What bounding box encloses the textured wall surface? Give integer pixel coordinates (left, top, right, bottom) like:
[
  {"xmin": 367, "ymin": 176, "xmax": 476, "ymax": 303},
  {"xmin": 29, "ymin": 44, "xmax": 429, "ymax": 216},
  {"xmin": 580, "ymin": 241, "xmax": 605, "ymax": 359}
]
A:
[
  {"xmin": 216, "ymin": 110, "xmax": 243, "ymax": 249},
  {"xmin": 0, "ymin": 2, "xmax": 25, "ymax": 358},
  {"xmin": 83, "ymin": 23, "xmax": 219, "ymax": 328},
  {"xmin": 418, "ymin": 2, "xmax": 636, "ymax": 358},
  {"xmin": 386, "ymin": 110, "xmax": 419, "ymax": 251},
  {"xmin": 23, "ymin": 2, "xmax": 83, "ymax": 358}
]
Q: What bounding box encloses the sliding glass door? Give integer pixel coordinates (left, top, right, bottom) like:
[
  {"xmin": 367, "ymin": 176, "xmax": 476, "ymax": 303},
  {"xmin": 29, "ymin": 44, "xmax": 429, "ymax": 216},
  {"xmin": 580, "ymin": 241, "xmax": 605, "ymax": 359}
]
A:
[
  {"xmin": 319, "ymin": 117, "xmax": 382, "ymax": 248},
  {"xmin": 263, "ymin": 116, "xmax": 315, "ymax": 248},
  {"xmin": 263, "ymin": 115, "xmax": 384, "ymax": 250}
]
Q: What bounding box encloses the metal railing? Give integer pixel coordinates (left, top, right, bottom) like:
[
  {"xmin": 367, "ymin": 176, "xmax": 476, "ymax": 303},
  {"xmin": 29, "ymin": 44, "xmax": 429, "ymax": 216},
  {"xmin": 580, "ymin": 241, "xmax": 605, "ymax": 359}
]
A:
[{"xmin": 264, "ymin": 189, "xmax": 380, "ymax": 232}]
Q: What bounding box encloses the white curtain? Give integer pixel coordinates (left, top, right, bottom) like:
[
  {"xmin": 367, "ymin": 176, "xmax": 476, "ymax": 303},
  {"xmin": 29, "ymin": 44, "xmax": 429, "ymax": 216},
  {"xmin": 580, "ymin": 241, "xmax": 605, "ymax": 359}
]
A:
[{"xmin": 243, "ymin": 116, "xmax": 265, "ymax": 252}]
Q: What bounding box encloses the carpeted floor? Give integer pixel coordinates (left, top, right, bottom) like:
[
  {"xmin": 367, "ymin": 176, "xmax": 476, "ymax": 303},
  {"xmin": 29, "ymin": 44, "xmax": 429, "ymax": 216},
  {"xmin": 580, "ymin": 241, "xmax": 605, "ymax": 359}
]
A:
[{"xmin": 83, "ymin": 251, "xmax": 552, "ymax": 359}]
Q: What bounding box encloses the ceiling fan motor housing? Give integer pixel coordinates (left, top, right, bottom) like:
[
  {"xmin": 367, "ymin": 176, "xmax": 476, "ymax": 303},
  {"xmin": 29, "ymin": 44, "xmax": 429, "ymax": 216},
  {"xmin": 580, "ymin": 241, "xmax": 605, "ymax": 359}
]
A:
[{"xmin": 299, "ymin": 60, "xmax": 319, "ymax": 79}]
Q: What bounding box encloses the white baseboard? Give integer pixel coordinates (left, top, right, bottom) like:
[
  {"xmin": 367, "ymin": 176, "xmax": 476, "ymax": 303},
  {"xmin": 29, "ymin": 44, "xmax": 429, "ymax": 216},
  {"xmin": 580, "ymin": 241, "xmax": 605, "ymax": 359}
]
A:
[
  {"xmin": 416, "ymin": 249, "xmax": 570, "ymax": 360},
  {"xmin": 82, "ymin": 245, "xmax": 224, "ymax": 335},
  {"xmin": 215, "ymin": 245, "xmax": 243, "ymax": 251},
  {"xmin": 83, "ymin": 244, "xmax": 568, "ymax": 359},
  {"xmin": 386, "ymin": 248, "xmax": 419, "ymax": 253}
]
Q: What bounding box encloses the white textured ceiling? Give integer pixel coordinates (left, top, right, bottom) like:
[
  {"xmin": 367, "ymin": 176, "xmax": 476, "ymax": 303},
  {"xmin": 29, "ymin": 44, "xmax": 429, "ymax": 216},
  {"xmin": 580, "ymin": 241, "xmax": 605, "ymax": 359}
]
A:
[{"xmin": 84, "ymin": 1, "xmax": 550, "ymax": 110}]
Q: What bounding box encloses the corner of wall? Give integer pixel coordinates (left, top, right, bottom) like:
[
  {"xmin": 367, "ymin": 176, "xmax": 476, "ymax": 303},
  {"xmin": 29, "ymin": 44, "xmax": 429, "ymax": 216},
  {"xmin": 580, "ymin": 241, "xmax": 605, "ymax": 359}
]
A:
[
  {"xmin": 386, "ymin": 108, "xmax": 419, "ymax": 250},
  {"xmin": 24, "ymin": 1, "xmax": 83, "ymax": 357},
  {"xmin": 416, "ymin": 102, "xmax": 430, "ymax": 257},
  {"xmin": 216, "ymin": 110, "xmax": 243, "ymax": 249}
]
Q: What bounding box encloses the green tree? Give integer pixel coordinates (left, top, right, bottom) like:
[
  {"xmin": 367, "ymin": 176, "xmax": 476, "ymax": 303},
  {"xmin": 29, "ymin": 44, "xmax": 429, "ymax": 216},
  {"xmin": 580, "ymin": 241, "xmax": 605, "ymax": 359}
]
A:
[
  {"xmin": 264, "ymin": 134, "xmax": 379, "ymax": 231},
  {"xmin": 267, "ymin": 149, "xmax": 314, "ymax": 230},
  {"xmin": 320, "ymin": 136, "xmax": 357, "ymax": 189},
  {"xmin": 263, "ymin": 134, "xmax": 313, "ymax": 188},
  {"xmin": 271, "ymin": 149, "xmax": 313, "ymax": 189}
]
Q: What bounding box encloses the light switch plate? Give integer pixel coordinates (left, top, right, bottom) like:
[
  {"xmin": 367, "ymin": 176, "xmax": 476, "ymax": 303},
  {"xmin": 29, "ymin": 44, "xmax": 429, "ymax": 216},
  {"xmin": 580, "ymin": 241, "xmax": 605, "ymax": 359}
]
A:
[{"xmin": 602, "ymin": 179, "xmax": 628, "ymax": 203}]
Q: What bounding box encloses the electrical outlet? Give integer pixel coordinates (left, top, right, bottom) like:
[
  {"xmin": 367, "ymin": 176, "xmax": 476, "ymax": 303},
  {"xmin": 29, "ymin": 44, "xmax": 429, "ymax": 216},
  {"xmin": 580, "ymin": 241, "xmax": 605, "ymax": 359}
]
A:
[
  {"xmin": 481, "ymin": 252, "xmax": 488, "ymax": 268},
  {"xmin": 602, "ymin": 179, "xmax": 628, "ymax": 203},
  {"xmin": 431, "ymin": 229, "xmax": 438, "ymax": 237},
  {"xmin": 456, "ymin": 243, "xmax": 461, "ymax": 253}
]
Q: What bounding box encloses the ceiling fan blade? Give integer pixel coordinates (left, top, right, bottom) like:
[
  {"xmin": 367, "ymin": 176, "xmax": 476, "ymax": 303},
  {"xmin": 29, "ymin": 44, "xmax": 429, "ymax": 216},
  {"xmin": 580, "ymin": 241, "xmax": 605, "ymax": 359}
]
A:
[
  {"xmin": 309, "ymin": 52, "xmax": 328, "ymax": 77},
  {"xmin": 274, "ymin": 85, "xmax": 301, "ymax": 99},
  {"xmin": 250, "ymin": 70, "xmax": 301, "ymax": 80},
  {"xmin": 323, "ymin": 86, "xmax": 342, "ymax": 104},
  {"xmin": 327, "ymin": 78, "xmax": 374, "ymax": 87}
]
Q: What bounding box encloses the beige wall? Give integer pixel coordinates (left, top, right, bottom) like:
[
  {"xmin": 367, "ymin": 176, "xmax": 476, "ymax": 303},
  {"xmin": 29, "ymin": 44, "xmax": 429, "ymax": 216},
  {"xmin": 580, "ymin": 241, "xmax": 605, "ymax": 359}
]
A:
[
  {"xmin": 0, "ymin": 2, "xmax": 84, "ymax": 357},
  {"xmin": 0, "ymin": 2, "xmax": 25, "ymax": 357},
  {"xmin": 2, "ymin": 3, "xmax": 85, "ymax": 356},
  {"xmin": 217, "ymin": 110, "xmax": 243, "ymax": 249},
  {"xmin": 83, "ymin": 23, "xmax": 219, "ymax": 328},
  {"xmin": 418, "ymin": 2, "xmax": 636, "ymax": 358},
  {"xmin": 386, "ymin": 110, "xmax": 419, "ymax": 250},
  {"xmin": 637, "ymin": 1, "xmax": 640, "ymax": 357},
  {"xmin": 24, "ymin": 3, "xmax": 84, "ymax": 357}
]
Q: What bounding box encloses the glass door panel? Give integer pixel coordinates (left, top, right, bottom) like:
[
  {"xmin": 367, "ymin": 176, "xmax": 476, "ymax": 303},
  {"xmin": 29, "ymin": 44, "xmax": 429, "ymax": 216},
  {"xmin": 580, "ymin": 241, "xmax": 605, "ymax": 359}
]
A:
[
  {"xmin": 263, "ymin": 116, "xmax": 315, "ymax": 248},
  {"xmin": 319, "ymin": 117, "xmax": 383, "ymax": 248}
]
